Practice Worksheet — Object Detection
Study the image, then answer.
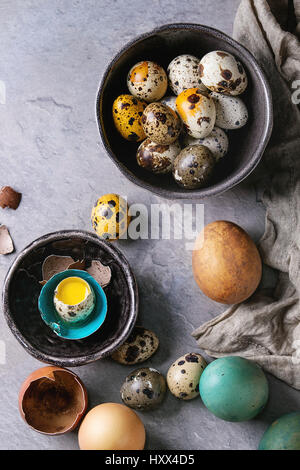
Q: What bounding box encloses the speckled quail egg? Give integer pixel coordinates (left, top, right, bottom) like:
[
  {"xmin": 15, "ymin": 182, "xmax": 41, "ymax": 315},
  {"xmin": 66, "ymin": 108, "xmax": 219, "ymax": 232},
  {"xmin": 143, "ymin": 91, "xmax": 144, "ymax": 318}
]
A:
[
  {"xmin": 167, "ymin": 353, "xmax": 207, "ymax": 400},
  {"xmin": 167, "ymin": 54, "xmax": 207, "ymax": 95},
  {"xmin": 210, "ymin": 92, "xmax": 248, "ymax": 129},
  {"xmin": 120, "ymin": 368, "xmax": 167, "ymax": 411},
  {"xmin": 141, "ymin": 102, "xmax": 181, "ymax": 144},
  {"xmin": 91, "ymin": 193, "xmax": 130, "ymax": 241},
  {"xmin": 199, "ymin": 51, "xmax": 248, "ymax": 95},
  {"xmin": 160, "ymin": 95, "xmax": 177, "ymax": 112},
  {"xmin": 136, "ymin": 138, "xmax": 181, "ymax": 174},
  {"xmin": 112, "ymin": 94, "xmax": 147, "ymax": 142},
  {"xmin": 183, "ymin": 127, "xmax": 229, "ymax": 161},
  {"xmin": 173, "ymin": 145, "xmax": 215, "ymax": 189},
  {"xmin": 176, "ymin": 88, "xmax": 216, "ymax": 139},
  {"xmin": 127, "ymin": 61, "xmax": 168, "ymax": 102},
  {"xmin": 111, "ymin": 326, "xmax": 159, "ymax": 365}
]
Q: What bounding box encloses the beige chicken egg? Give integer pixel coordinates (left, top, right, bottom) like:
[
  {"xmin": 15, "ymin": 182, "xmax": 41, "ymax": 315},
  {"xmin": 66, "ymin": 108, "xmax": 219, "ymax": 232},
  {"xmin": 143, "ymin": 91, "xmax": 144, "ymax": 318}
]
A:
[
  {"xmin": 167, "ymin": 353, "xmax": 207, "ymax": 400},
  {"xmin": 141, "ymin": 102, "xmax": 181, "ymax": 144},
  {"xmin": 127, "ymin": 61, "xmax": 168, "ymax": 102}
]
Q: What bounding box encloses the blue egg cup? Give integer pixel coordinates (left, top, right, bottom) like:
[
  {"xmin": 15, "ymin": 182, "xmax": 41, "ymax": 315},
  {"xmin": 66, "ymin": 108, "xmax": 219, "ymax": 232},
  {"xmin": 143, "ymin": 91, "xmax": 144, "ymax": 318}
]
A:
[{"xmin": 38, "ymin": 269, "xmax": 108, "ymax": 340}]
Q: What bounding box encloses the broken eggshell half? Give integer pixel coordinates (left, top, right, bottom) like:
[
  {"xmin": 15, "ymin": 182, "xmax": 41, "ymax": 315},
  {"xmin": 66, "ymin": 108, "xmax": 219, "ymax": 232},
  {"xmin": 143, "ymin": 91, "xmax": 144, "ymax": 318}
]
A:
[
  {"xmin": 19, "ymin": 366, "xmax": 88, "ymax": 435},
  {"xmin": 38, "ymin": 269, "xmax": 107, "ymax": 340}
]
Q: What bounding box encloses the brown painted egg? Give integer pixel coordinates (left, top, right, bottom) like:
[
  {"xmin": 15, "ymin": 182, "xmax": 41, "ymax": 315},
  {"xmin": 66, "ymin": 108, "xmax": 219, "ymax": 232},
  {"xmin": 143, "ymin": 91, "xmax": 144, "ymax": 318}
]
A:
[
  {"xmin": 127, "ymin": 61, "xmax": 168, "ymax": 102},
  {"xmin": 173, "ymin": 145, "xmax": 215, "ymax": 189},
  {"xmin": 192, "ymin": 220, "xmax": 262, "ymax": 304},
  {"xmin": 176, "ymin": 88, "xmax": 216, "ymax": 138},
  {"xmin": 199, "ymin": 51, "xmax": 248, "ymax": 95},
  {"xmin": 167, "ymin": 353, "xmax": 207, "ymax": 400},
  {"xmin": 141, "ymin": 102, "xmax": 181, "ymax": 144},
  {"xmin": 136, "ymin": 138, "xmax": 181, "ymax": 174},
  {"xmin": 111, "ymin": 326, "xmax": 159, "ymax": 365},
  {"xmin": 112, "ymin": 94, "xmax": 147, "ymax": 142}
]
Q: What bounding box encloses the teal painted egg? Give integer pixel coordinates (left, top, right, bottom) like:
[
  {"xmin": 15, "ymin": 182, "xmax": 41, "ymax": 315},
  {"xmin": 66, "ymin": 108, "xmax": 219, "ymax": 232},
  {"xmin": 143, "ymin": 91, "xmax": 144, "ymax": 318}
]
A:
[
  {"xmin": 199, "ymin": 356, "xmax": 269, "ymax": 422},
  {"xmin": 259, "ymin": 412, "xmax": 300, "ymax": 450}
]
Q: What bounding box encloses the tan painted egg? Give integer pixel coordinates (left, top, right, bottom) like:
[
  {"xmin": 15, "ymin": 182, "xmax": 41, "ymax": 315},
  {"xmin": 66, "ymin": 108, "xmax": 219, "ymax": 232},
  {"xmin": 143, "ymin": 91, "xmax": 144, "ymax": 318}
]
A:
[
  {"xmin": 112, "ymin": 94, "xmax": 147, "ymax": 142},
  {"xmin": 199, "ymin": 51, "xmax": 248, "ymax": 95},
  {"xmin": 127, "ymin": 61, "xmax": 168, "ymax": 102},
  {"xmin": 176, "ymin": 88, "xmax": 216, "ymax": 138},
  {"xmin": 136, "ymin": 138, "xmax": 181, "ymax": 174},
  {"xmin": 167, "ymin": 353, "xmax": 207, "ymax": 400},
  {"xmin": 141, "ymin": 102, "xmax": 181, "ymax": 144}
]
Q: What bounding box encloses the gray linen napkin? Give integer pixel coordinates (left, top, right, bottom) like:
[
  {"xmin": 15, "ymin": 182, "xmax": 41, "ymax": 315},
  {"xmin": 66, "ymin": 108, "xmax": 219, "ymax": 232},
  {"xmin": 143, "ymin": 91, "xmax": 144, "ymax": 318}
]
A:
[{"xmin": 192, "ymin": 0, "xmax": 300, "ymax": 389}]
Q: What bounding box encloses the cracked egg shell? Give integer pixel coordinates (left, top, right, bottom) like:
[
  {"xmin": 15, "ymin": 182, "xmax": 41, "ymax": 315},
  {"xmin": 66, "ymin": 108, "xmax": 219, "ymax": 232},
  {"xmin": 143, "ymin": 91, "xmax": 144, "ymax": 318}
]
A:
[
  {"xmin": 183, "ymin": 126, "xmax": 229, "ymax": 161},
  {"xmin": 120, "ymin": 367, "xmax": 166, "ymax": 411},
  {"xmin": 91, "ymin": 193, "xmax": 130, "ymax": 241},
  {"xmin": 173, "ymin": 144, "xmax": 215, "ymax": 189},
  {"xmin": 112, "ymin": 94, "xmax": 147, "ymax": 142},
  {"xmin": 111, "ymin": 326, "xmax": 159, "ymax": 365},
  {"xmin": 136, "ymin": 138, "xmax": 181, "ymax": 174},
  {"xmin": 127, "ymin": 61, "xmax": 168, "ymax": 102},
  {"xmin": 19, "ymin": 366, "xmax": 88, "ymax": 435},
  {"xmin": 176, "ymin": 88, "xmax": 216, "ymax": 139},
  {"xmin": 167, "ymin": 54, "xmax": 207, "ymax": 95},
  {"xmin": 141, "ymin": 102, "xmax": 181, "ymax": 145},
  {"xmin": 167, "ymin": 353, "xmax": 207, "ymax": 400},
  {"xmin": 199, "ymin": 51, "xmax": 248, "ymax": 95},
  {"xmin": 211, "ymin": 92, "xmax": 248, "ymax": 129}
]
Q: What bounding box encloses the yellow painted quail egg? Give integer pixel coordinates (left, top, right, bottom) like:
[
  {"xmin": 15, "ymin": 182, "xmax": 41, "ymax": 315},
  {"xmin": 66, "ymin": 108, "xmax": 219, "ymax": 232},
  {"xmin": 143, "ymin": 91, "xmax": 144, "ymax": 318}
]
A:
[
  {"xmin": 199, "ymin": 51, "xmax": 248, "ymax": 95},
  {"xmin": 91, "ymin": 193, "xmax": 130, "ymax": 241},
  {"xmin": 141, "ymin": 102, "xmax": 181, "ymax": 144},
  {"xmin": 176, "ymin": 88, "xmax": 216, "ymax": 139},
  {"xmin": 136, "ymin": 138, "xmax": 181, "ymax": 174},
  {"xmin": 210, "ymin": 92, "xmax": 248, "ymax": 129},
  {"xmin": 127, "ymin": 61, "xmax": 168, "ymax": 102},
  {"xmin": 167, "ymin": 54, "xmax": 207, "ymax": 95},
  {"xmin": 183, "ymin": 126, "xmax": 229, "ymax": 161},
  {"xmin": 112, "ymin": 94, "xmax": 147, "ymax": 142},
  {"xmin": 173, "ymin": 145, "xmax": 215, "ymax": 189},
  {"xmin": 167, "ymin": 353, "xmax": 207, "ymax": 400}
]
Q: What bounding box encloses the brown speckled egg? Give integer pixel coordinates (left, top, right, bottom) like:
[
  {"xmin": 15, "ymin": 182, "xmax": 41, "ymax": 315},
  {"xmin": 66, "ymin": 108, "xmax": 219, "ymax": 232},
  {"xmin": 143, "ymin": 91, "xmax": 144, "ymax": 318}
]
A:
[
  {"xmin": 173, "ymin": 145, "xmax": 215, "ymax": 189},
  {"xmin": 176, "ymin": 88, "xmax": 216, "ymax": 139},
  {"xmin": 167, "ymin": 54, "xmax": 207, "ymax": 95},
  {"xmin": 183, "ymin": 127, "xmax": 229, "ymax": 161},
  {"xmin": 111, "ymin": 326, "xmax": 159, "ymax": 365},
  {"xmin": 141, "ymin": 102, "xmax": 181, "ymax": 144},
  {"xmin": 167, "ymin": 353, "xmax": 207, "ymax": 400},
  {"xmin": 127, "ymin": 61, "xmax": 168, "ymax": 102},
  {"xmin": 136, "ymin": 138, "xmax": 181, "ymax": 174},
  {"xmin": 120, "ymin": 368, "xmax": 166, "ymax": 411},
  {"xmin": 112, "ymin": 94, "xmax": 147, "ymax": 142},
  {"xmin": 199, "ymin": 51, "xmax": 248, "ymax": 95}
]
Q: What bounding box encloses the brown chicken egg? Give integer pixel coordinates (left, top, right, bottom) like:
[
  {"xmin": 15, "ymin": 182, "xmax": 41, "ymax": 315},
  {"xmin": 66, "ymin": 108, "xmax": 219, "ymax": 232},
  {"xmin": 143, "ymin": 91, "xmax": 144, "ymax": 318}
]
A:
[
  {"xmin": 192, "ymin": 220, "xmax": 262, "ymax": 304},
  {"xmin": 176, "ymin": 88, "xmax": 216, "ymax": 138},
  {"xmin": 112, "ymin": 94, "xmax": 147, "ymax": 142},
  {"xmin": 141, "ymin": 102, "xmax": 181, "ymax": 144},
  {"xmin": 18, "ymin": 366, "xmax": 88, "ymax": 435},
  {"xmin": 127, "ymin": 60, "xmax": 168, "ymax": 102}
]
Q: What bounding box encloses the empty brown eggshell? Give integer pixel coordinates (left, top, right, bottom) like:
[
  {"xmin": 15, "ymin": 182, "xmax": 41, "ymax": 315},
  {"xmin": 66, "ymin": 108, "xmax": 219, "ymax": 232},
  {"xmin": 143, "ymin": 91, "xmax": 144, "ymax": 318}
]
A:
[
  {"xmin": 0, "ymin": 225, "xmax": 14, "ymax": 254},
  {"xmin": 87, "ymin": 260, "xmax": 111, "ymax": 288},
  {"xmin": 19, "ymin": 366, "xmax": 88, "ymax": 435},
  {"xmin": 40, "ymin": 255, "xmax": 75, "ymax": 284},
  {"xmin": 0, "ymin": 186, "xmax": 22, "ymax": 210}
]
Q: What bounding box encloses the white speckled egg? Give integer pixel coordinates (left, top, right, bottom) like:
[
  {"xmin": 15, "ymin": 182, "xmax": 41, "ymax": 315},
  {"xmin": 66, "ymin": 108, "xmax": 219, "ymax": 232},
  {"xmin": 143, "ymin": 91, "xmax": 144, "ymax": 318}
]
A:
[
  {"xmin": 176, "ymin": 88, "xmax": 216, "ymax": 138},
  {"xmin": 211, "ymin": 92, "xmax": 248, "ymax": 129},
  {"xmin": 54, "ymin": 277, "xmax": 95, "ymax": 324},
  {"xmin": 183, "ymin": 126, "xmax": 229, "ymax": 161},
  {"xmin": 137, "ymin": 138, "xmax": 181, "ymax": 174},
  {"xmin": 160, "ymin": 95, "xmax": 177, "ymax": 112},
  {"xmin": 199, "ymin": 51, "xmax": 248, "ymax": 95},
  {"xmin": 127, "ymin": 61, "xmax": 168, "ymax": 102},
  {"xmin": 167, "ymin": 353, "xmax": 207, "ymax": 400},
  {"xmin": 167, "ymin": 55, "xmax": 207, "ymax": 95}
]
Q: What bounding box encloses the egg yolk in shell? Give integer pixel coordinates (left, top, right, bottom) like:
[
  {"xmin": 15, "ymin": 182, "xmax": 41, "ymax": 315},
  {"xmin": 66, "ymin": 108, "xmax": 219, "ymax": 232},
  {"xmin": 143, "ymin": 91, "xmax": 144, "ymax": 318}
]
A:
[{"xmin": 55, "ymin": 277, "xmax": 90, "ymax": 305}]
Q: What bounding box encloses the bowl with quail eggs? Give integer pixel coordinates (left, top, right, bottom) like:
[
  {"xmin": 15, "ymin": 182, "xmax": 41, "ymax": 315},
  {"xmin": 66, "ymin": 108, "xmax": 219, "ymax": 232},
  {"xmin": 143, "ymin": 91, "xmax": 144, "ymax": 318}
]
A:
[{"xmin": 97, "ymin": 23, "xmax": 273, "ymax": 199}]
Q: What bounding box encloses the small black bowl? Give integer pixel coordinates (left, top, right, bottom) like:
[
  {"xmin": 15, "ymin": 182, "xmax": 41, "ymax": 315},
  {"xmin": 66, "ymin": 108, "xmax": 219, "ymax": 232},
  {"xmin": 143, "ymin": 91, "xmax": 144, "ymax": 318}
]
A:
[
  {"xmin": 96, "ymin": 23, "xmax": 273, "ymax": 199},
  {"xmin": 2, "ymin": 230, "xmax": 138, "ymax": 367}
]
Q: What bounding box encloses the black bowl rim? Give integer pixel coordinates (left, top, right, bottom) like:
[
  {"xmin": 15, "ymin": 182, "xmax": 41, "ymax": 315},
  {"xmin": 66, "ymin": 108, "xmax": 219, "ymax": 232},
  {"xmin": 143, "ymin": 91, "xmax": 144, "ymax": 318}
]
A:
[
  {"xmin": 96, "ymin": 22, "xmax": 273, "ymax": 200},
  {"xmin": 2, "ymin": 230, "xmax": 139, "ymax": 367}
]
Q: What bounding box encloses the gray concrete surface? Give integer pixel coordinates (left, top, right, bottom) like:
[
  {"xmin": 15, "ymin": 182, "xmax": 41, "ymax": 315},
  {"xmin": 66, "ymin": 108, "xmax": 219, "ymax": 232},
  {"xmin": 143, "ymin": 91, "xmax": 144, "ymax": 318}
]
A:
[{"xmin": 0, "ymin": 0, "xmax": 299, "ymax": 451}]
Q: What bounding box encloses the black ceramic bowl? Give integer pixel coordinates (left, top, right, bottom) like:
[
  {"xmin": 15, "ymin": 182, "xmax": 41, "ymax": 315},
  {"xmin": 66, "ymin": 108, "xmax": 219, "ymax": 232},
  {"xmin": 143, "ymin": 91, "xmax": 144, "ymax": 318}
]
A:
[
  {"xmin": 97, "ymin": 23, "xmax": 273, "ymax": 199},
  {"xmin": 2, "ymin": 230, "xmax": 138, "ymax": 367}
]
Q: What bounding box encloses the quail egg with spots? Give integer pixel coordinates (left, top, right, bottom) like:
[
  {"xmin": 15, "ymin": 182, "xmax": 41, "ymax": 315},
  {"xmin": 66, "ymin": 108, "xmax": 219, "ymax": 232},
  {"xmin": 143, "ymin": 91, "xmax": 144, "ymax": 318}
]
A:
[
  {"xmin": 91, "ymin": 193, "xmax": 130, "ymax": 241},
  {"xmin": 199, "ymin": 51, "xmax": 248, "ymax": 95},
  {"xmin": 127, "ymin": 61, "xmax": 168, "ymax": 103},
  {"xmin": 176, "ymin": 88, "xmax": 216, "ymax": 139},
  {"xmin": 111, "ymin": 326, "xmax": 159, "ymax": 365},
  {"xmin": 183, "ymin": 126, "xmax": 229, "ymax": 161},
  {"xmin": 167, "ymin": 54, "xmax": 207, "ymax": 95},
  {"xmin": 167, "ymin": 353, "xmax": 207, "ymax": 400},
  {"xmin": 211, "ymin": 92, "xmax": 248, "ymax": 129},
  {"xmin": 137, "ymin": 138, "xmax": 181, "ymax": 174},
  {"xmin": 173, "ymin": 145, "xmax": 215, "ymax": 189},
  {"xmin": 120, "ymin": 368, "xmax": 167, "ymax": 411},
  {"xmin": 112, "ymin": 94, "xmax": 147, "ymax": 142},
  {"xmin": 141, "ymin": 102, "xmax": 181, "ymax": 145},
  {"xmin": 160, "ymin": 95, "xmax": 177, "ymax": 113}
]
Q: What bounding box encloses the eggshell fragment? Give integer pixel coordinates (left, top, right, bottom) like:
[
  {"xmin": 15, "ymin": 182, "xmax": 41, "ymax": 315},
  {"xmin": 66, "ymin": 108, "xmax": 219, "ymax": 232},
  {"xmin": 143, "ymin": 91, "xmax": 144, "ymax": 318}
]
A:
[
  {"xmin": 111, "ymin": 326, "xmax": 159, "ymax": 365},
  {"xmin": 0, "ymin": 225, "xmax": 14, "ymax": 254},
  {"xmin": 0, "ymin": 186, "xmax": 21, "ymax": 210},
  {"xmin": 87, "ymin": 260, "xmax": 112, "ymax": 288},
  {"xmin": 41, "ymin": 255, "xmax": 74, "ymax": 283},
  {"xmin": 211, "ymin": 92, "xmax": 248, "ymax": 129}
]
